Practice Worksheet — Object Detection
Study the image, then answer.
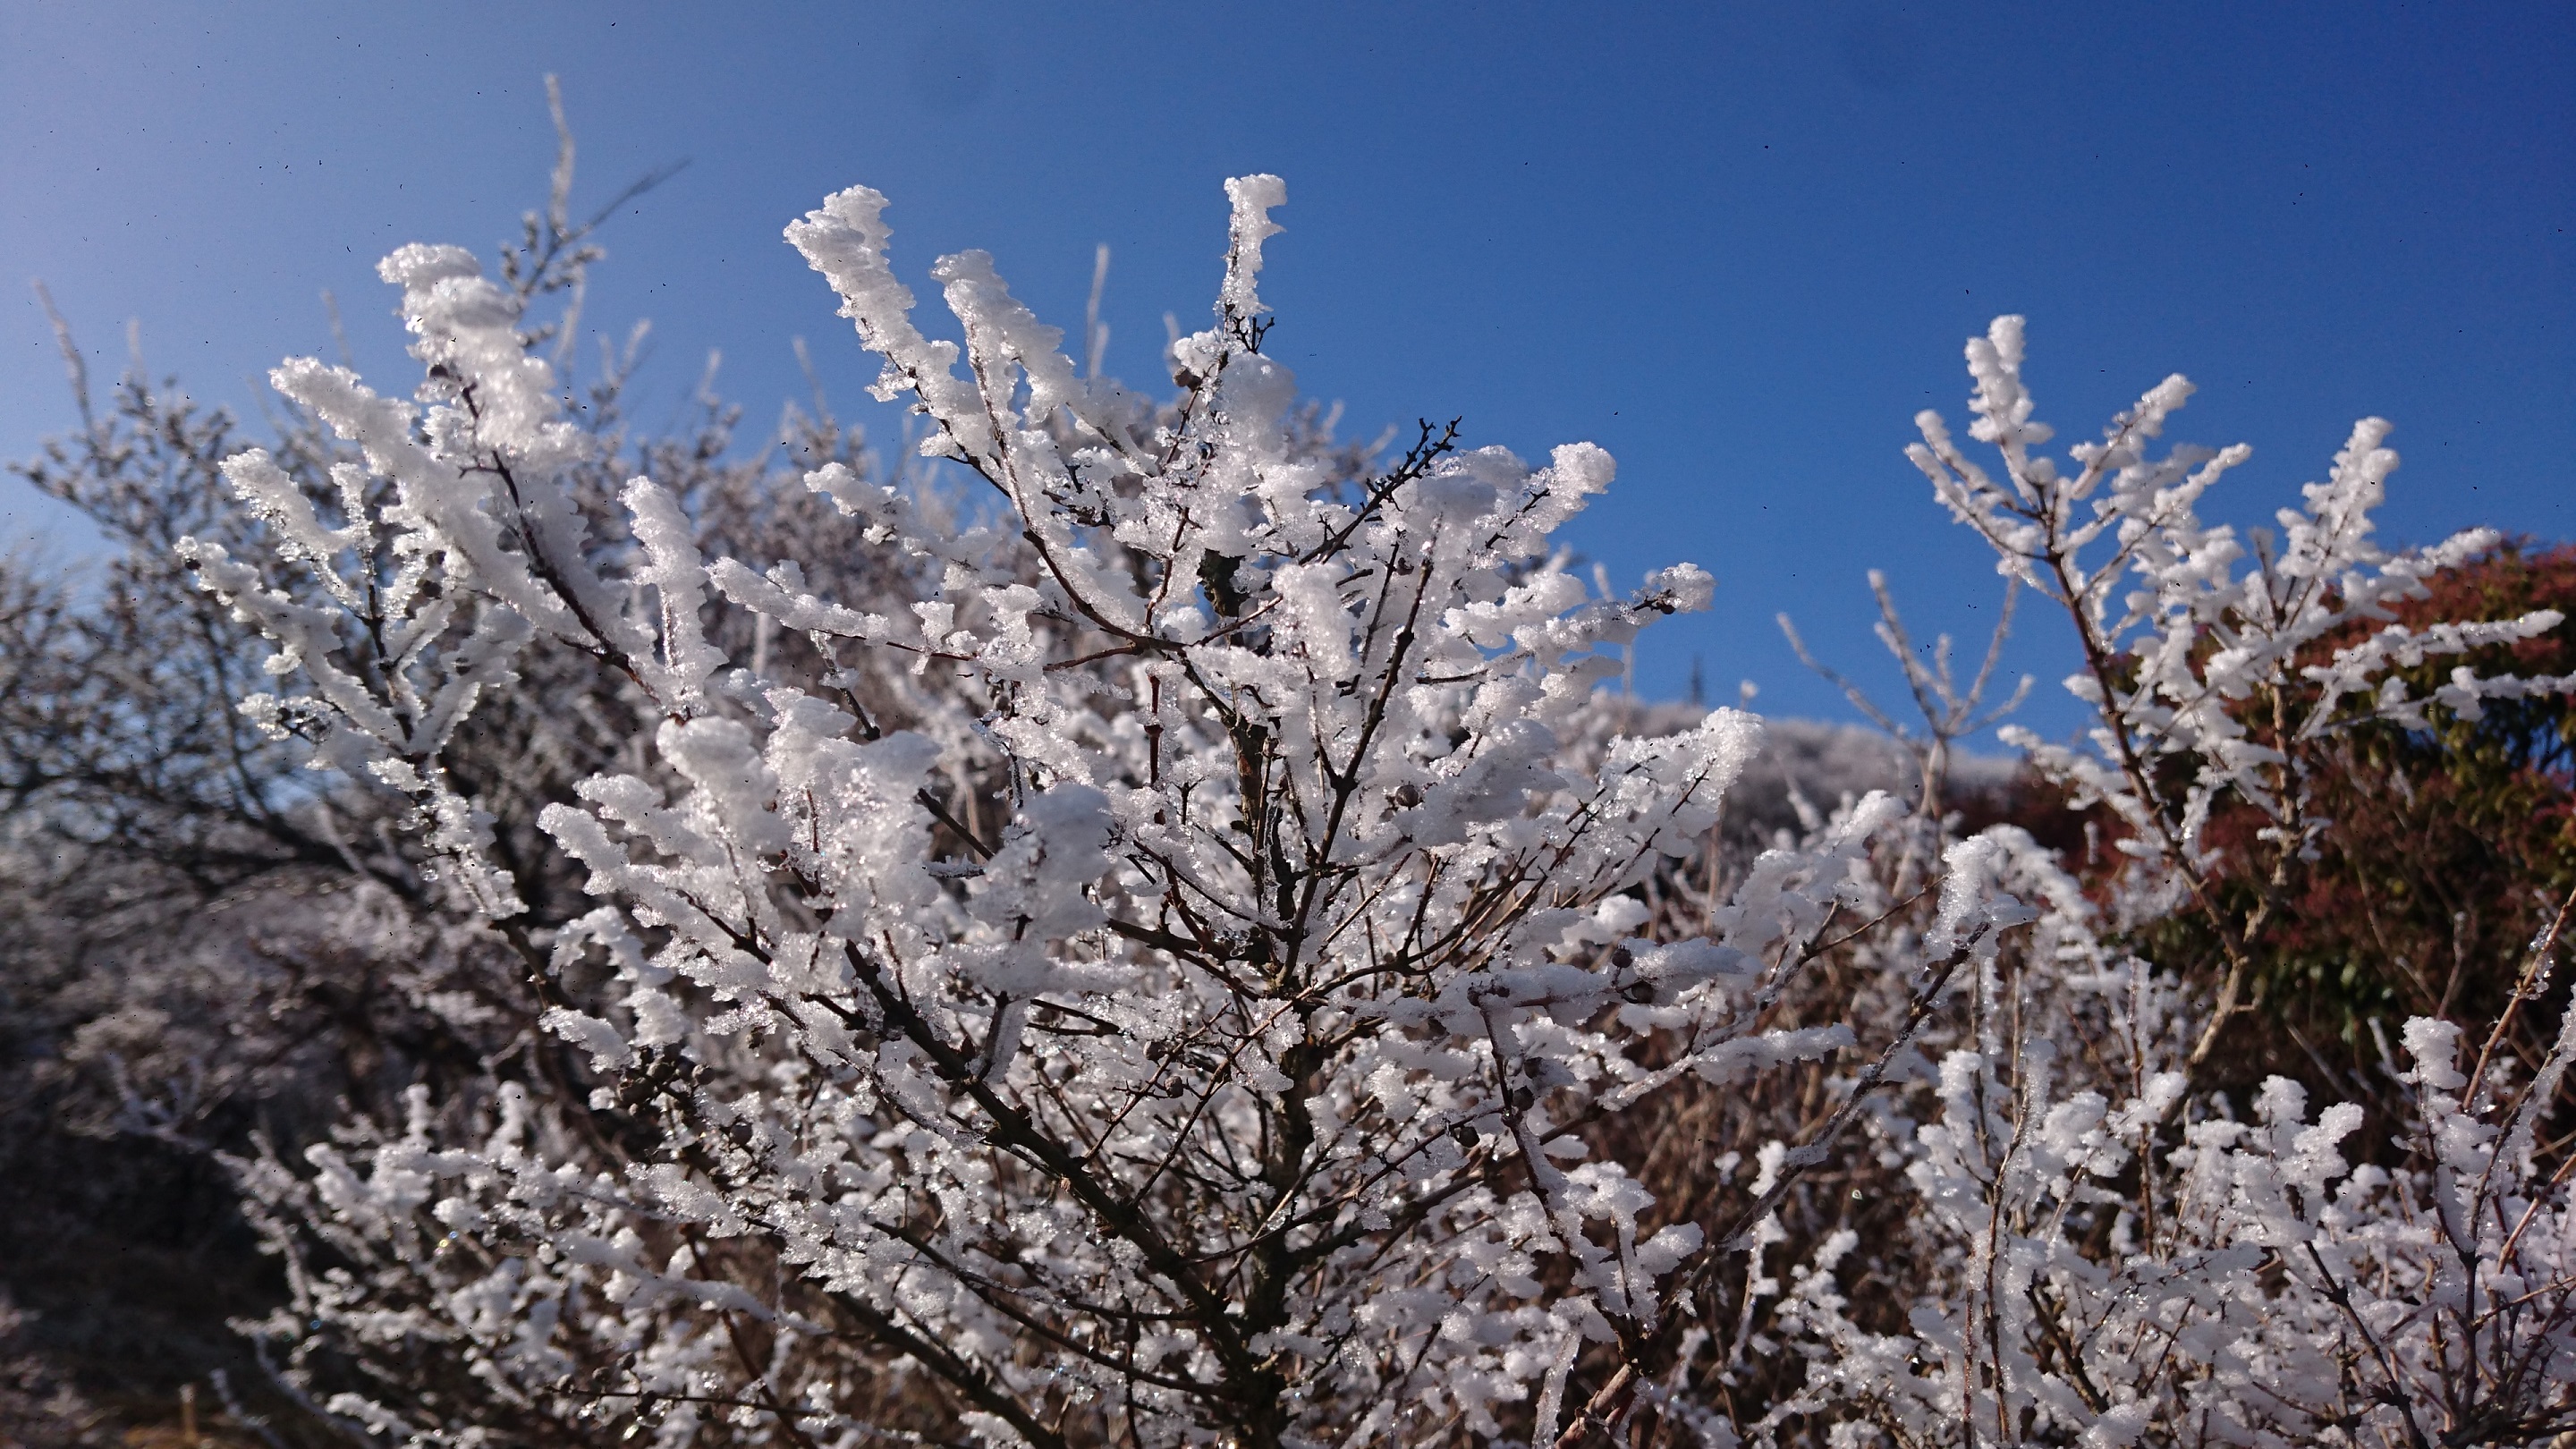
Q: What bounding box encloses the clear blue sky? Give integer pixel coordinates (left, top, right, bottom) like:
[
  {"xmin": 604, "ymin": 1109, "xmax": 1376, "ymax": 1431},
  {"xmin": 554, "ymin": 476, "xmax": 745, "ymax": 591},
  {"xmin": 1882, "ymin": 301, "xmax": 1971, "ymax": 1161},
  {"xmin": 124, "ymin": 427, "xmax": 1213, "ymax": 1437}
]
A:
[{"xmin": 5, "ymin": 2, "xmax": 2570, "ymax": 739}]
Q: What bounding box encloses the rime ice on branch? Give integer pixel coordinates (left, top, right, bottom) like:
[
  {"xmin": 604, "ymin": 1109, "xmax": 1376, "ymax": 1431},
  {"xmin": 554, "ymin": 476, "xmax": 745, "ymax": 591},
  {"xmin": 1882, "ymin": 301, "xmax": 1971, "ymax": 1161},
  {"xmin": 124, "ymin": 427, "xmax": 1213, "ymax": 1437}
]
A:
[
  {"xmin": 186, "ymin": 173, "xmax": 1979, "ymax": 1448},
  {"xmin": 179, "ymin": 177, "xmax": 2576, "ymax": 1449}
]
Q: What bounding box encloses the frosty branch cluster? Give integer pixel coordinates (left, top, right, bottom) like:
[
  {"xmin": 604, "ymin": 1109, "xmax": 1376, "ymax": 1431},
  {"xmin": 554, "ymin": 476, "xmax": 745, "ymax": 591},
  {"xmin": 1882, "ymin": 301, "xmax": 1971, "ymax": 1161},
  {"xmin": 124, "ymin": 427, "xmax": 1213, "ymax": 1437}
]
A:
[{"xmin": 157, "ymin": 172, "xmax": 2576, "ymax": 1449}]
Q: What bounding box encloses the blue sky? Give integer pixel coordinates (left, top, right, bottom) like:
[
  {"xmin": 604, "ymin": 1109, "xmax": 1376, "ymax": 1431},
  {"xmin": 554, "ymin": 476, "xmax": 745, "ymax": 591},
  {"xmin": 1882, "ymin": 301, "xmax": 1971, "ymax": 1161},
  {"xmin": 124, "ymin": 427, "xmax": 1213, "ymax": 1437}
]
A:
[{"xmin": 5, "ymin": 2, "xmax": 2570, "ymax": 739}]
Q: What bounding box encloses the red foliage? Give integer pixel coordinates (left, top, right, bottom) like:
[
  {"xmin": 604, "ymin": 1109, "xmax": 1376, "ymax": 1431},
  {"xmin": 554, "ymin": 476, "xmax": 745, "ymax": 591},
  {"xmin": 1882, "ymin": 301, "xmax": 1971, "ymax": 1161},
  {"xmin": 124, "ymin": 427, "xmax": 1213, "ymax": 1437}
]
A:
[{"xmin": 1979, "ymin": 542, "xmax": 2576, "ymax": 1097}]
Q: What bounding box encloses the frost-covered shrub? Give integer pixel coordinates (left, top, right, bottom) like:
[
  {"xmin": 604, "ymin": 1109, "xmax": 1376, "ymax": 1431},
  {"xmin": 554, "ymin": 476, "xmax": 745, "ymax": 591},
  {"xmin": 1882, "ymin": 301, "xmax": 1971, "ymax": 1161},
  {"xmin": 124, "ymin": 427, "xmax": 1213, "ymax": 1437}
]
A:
[
  {"xmin": 0, "ymin": 140, "xmax": 932, "ymax": 1438},
  {"xmin": 2123, "ymin": 539, "xmax": 2576, "ymax": 1093},
  {"xmin": 44, "ymin": 154, "xmax": 2576, "ymax": 1449},
  {"xmin": 1745, "ymin": 321, "xmax": 2576, "ymax": 1449},
  {"xmin": 184, "ymin": 166, "xmax": 2004, "ymax": 1449}
]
